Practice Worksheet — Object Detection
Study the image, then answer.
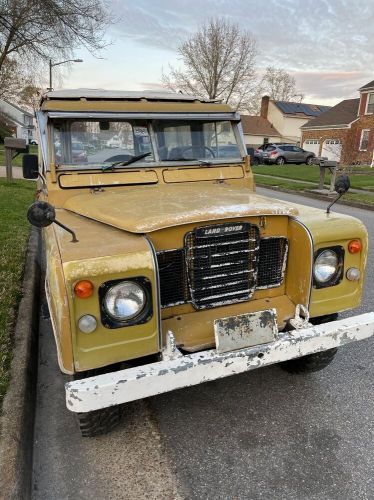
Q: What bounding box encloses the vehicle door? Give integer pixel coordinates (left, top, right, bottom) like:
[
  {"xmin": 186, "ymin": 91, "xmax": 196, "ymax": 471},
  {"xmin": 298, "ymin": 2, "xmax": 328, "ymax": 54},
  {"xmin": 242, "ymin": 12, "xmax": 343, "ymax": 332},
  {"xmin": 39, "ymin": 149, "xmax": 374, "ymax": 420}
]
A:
[
  {"xmin": 281, "ymin": 145, "xmax": 295, "ymax": 162},
  {"xmin": 292, "ymin": 145, "xmax": 305, "ymax": 162}
]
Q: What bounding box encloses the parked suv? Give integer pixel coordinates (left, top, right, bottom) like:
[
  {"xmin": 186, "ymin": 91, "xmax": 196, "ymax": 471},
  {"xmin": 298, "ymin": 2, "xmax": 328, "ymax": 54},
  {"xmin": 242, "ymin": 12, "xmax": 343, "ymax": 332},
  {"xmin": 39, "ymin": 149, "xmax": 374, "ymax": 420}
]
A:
[{"xmin": 262, "ymin": 144, "xmax": 315, "ymax": 165}]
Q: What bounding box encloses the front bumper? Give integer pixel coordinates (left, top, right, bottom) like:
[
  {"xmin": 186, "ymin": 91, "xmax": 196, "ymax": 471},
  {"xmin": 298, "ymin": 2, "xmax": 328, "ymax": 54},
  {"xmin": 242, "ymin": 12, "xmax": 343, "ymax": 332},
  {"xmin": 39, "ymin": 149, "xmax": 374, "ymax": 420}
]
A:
[{"xmin": 66, "ymin": 312, "xmax": 374, "ymax": 413}]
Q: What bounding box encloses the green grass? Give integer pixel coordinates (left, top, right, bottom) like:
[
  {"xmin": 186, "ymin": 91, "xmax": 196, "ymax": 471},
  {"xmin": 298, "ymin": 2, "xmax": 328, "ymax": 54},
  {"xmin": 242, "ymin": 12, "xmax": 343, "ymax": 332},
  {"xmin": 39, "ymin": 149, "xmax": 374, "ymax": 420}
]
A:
[
  {"xmin": 253, "ymin": 164, "xmax": 374, "ymax": 191},
  {"xmin": 254, "ymin": 165, "xmax": 374, "ymax": 207},
  {"xmin": 0, "ymin": 178, "xmax": 35, "ymax": 407},
  {"xmin": 0, "ymin": 145, "xmax": 38, "ymax": 167}
]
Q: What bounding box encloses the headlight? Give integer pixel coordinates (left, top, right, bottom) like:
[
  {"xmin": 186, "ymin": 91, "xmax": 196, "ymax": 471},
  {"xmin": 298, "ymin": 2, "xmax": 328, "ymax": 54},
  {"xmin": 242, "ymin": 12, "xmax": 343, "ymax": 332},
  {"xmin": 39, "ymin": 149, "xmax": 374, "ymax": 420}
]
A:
[
  {"xmin": 104, "ymin": 281, "xmax": 146, "ymax": 321},
  {"xmin": 313, "ymin": 249, "xmax": 339, "ymax": 284}
]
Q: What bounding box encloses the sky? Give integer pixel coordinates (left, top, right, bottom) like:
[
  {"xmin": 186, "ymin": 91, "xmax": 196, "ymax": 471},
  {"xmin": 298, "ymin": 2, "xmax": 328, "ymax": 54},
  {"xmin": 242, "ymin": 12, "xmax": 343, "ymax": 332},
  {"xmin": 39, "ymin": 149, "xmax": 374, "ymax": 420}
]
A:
[{"xmin": 61, "ymin": 0, "xmax": 374, "ymax": 107}]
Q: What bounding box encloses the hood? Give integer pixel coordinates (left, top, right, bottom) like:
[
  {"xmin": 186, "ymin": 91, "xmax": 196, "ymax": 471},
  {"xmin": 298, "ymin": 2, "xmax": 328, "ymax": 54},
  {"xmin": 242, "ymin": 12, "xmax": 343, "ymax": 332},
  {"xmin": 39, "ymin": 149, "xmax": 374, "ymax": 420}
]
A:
[{"xmin": 63, "ymin": 184, "xmax": 298, "ymax": 233}]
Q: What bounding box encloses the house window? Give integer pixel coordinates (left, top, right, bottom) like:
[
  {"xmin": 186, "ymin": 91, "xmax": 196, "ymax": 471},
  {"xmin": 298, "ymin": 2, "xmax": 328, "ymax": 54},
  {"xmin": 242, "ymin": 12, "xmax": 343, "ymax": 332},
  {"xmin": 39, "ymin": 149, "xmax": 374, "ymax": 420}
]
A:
[
  {"xmin": 359, "ymin": 129, "xmax": 370, "ymax": 151},
  {"xmin": 263, "ymin": 137, "xmax": 269, "ymax": 144},
  {"xmin": 366, "ymin": 93, "xmax": 374, "ymax": 114}
]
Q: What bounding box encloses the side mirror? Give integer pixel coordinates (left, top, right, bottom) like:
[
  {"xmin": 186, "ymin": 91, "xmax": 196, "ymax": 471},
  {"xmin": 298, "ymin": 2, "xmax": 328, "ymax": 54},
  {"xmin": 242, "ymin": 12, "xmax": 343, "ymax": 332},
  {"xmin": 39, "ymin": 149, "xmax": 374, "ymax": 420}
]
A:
[
  {"xmin": 22, "ymin": 154, "xmax": 39, "ymax": 179},
  {"xmin": 335, "ymin": 175, "xmax": 350, "ymax": 194},
  {"xmin": 27, "ymin": 201, "xmax": 78, "ymax": 242},
  {"xmin": 327, "ymin": 175, "xmax": 350, "ymax": 214}
]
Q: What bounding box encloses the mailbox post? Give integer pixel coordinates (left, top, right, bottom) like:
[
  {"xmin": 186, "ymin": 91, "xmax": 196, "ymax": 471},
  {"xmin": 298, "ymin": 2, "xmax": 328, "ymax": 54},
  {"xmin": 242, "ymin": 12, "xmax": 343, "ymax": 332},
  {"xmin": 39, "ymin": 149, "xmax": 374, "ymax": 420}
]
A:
[
  {"xmin": 4, "ymin": 137, "xmax": 28, "ymax": 182},
  {"xmin": 312, "ymin": 157, "xmax": 338, "ymax": 193}
]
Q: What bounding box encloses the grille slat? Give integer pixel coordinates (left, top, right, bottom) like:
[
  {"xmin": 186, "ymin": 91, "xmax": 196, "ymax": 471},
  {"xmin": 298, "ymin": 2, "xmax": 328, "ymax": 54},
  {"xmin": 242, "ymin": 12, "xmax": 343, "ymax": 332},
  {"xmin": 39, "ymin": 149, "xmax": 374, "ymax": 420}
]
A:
[
  {"xmin": 185, "ymin": 223, "xmax": 260, "ymax": 309},
  {"xmin": 156, "ymin": 224, "xmax": 288, "ymax": 310}
]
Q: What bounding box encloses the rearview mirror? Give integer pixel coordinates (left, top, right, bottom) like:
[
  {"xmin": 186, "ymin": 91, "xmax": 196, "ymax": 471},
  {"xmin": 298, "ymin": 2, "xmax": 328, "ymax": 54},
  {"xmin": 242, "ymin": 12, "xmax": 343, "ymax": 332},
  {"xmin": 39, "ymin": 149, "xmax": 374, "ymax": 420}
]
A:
[{"xmin": 22, "ymin": 154, "xmax": 39, "ymax": 179}]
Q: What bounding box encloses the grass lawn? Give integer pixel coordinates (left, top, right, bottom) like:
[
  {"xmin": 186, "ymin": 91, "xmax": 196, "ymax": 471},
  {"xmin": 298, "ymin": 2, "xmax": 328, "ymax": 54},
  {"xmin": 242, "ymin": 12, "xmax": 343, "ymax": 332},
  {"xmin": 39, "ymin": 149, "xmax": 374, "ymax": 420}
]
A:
[
  {"xmin": 253, "ymin": 164, "xmax": 374, "ymax": 191},
  {"xmin": 254, "ymin": 164, "xmax": 374, "ymax": 207},
  {"xmin": 0, "ymin": 178, "xmax": 35, "ymax": 407},
  {"xmin": 0, "ymin": 144, "xmax": 38, "ymax": 167}
]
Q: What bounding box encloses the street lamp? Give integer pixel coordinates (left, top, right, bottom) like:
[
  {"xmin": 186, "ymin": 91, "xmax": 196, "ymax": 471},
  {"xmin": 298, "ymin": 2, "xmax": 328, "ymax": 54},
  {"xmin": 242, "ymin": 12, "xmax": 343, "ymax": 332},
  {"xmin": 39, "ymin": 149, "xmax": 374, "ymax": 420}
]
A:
[{"xmin": 48, "ymin": 58, "xmax": 83, "ymax": 91}]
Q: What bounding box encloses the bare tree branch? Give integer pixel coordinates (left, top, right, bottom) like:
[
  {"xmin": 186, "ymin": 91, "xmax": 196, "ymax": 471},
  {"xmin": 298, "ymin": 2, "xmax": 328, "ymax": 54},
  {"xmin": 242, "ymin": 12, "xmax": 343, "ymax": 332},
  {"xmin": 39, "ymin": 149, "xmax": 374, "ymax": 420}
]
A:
[
  {"xmin": 0, "ymin": 0, "xmax": 114, "ymax": 73},
  {"xmin": 162, "ymin": 18, "xmax": 258, "ymax": 111}
]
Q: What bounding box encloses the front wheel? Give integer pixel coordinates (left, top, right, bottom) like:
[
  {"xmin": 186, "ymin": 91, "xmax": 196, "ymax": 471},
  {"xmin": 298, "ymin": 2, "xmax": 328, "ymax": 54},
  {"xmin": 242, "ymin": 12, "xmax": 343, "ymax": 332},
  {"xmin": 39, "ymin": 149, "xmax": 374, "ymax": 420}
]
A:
[
  {"xmin": 305, "ymin": 156, "xmax": 313, "ymax": 165},
  {"xmin": 276, "ymin": 156, "xmax": 285, "ymax": 165},
  {"xmin": 280, "ymin": 313, "xmax": 339, "ymax": 373},
  {"xmin": 280, "ymin": 348, "xmax": 338, "ymax": 374},
  {"xmin": 76, "ymin": 405, "xmax": 123, "ymax": 437}
]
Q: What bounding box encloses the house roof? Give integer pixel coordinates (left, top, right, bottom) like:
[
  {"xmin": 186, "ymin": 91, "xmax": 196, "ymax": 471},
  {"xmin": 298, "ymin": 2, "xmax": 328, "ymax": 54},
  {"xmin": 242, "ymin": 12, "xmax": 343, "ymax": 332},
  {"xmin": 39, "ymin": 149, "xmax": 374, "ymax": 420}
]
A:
[
  {"xmin": 301, "ymin": 98, "xmax": 359, "ymax": 129},
  {"xmin": 241, "ymin": 115, "xmax": 281, "ymax": 137},
  {"xmin": 359, "ymin": 79, "xmax": 374, "ymax": 91},
  {"xmin": 273, "ymin": 101, "xmax": 331, "ymax": 118},
  {"xmin": 0, "ymin": 99, "xmax": 34, "ymax": 117}
]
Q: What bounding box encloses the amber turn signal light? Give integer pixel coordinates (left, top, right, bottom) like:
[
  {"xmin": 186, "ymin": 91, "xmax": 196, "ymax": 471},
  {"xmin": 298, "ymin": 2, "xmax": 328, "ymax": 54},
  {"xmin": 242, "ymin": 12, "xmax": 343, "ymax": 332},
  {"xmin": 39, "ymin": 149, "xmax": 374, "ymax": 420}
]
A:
[
  {"xmin": 74, "ymin": 280, "xmax": 94, "ymax": 298},
  {"xmin": 348, "ymin": 240, "xmax": 362, "ymax": 254}
]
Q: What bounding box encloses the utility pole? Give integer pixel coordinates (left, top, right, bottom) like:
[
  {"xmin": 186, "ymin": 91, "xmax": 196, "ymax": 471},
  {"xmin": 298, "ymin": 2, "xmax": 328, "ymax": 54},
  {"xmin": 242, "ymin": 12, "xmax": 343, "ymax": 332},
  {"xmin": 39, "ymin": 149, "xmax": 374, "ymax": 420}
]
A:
[{"xmin": 48, "ymin": 58, "xmax": 83, "ymax": 91}]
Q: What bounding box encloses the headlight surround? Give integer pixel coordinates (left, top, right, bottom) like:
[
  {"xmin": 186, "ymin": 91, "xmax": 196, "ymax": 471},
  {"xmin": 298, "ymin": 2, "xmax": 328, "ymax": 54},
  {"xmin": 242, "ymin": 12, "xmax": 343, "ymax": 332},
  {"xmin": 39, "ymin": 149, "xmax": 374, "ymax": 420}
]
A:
[
  {"xmin": 104, "ymin": 281, "xmax": 146, "ymax": 321},
  {"xmin": 99, "ymin": 278, "xmax": 153, "ymax": 328},
  {"xmin": 313, "ymin": 247, "xmax": 344, "ymax": 288}
]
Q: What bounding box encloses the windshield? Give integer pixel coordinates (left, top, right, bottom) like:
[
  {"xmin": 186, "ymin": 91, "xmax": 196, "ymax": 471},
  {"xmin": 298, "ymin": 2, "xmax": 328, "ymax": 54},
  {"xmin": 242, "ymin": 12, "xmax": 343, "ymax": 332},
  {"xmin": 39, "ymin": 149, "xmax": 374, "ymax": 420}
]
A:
[
  {"xmin": 53, "ymin": 120, "xmax": 153, "ymax": 166},
  {"xmin": 52, "ymin": 119, "xmax": 242, "ymax": 167},
  {"xmin": 153, "ymin": 120, "xmax": 241, "ymax": 161}
]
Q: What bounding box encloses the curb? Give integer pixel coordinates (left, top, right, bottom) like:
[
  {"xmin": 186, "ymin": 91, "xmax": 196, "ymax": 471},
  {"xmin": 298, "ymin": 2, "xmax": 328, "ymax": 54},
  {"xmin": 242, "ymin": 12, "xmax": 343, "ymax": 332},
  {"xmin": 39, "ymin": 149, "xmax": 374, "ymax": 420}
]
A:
[
  {"xmin": 256, "ymin": 183, "xmax": 374, "ymax": 212},
  {"xmin": 0, "ymin": 227, "xmax": 41, "ymax": 500}
]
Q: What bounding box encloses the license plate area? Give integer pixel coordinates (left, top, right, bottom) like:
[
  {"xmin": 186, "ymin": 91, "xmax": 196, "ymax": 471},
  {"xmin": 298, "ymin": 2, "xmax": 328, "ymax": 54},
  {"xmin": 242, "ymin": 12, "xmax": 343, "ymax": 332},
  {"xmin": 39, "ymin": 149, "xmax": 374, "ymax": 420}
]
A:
[{"xmin": 214, "ymin": 309, "xmax": 278, "ymax": 353}]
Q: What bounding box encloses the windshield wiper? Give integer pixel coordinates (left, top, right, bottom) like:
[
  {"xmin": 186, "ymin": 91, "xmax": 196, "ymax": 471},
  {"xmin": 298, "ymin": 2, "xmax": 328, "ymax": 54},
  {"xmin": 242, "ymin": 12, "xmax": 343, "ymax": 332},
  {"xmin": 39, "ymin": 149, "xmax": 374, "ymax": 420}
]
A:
[
  {"xmin": 167, "ymin": 158, "xmax": 212, "ymax": 165},
  {"xmin": 102, "ymin": 152, "xmax": 151, "ymax": 171}
]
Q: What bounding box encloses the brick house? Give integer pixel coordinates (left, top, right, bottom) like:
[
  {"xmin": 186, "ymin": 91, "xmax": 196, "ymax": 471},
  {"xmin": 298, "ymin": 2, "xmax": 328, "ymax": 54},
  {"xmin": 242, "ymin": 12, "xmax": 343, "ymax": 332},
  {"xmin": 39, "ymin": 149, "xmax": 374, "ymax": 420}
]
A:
[{"xmin": 301, "ymin": 79, "xmax": 374, "ymax": 165}]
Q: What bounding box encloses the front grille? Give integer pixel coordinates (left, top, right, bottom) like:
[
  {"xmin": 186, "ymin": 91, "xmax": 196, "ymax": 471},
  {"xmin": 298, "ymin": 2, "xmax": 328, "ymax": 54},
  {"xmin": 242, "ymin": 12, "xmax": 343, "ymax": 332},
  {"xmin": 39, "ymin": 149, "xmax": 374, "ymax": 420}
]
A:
[
  {"xmin": 257, "ymin": 237, "xmax": 288, "ymax": 288},
  {"xmin": 185, "ymin": 223, "xmax": 260, "ymax": 309},
  {"xmin": 156, "ymin": 224, "xmax": 288, "ymax": 310},
  {"xmin": 157, "ymin": 249, "xmax": 190, "ymax": 307}
]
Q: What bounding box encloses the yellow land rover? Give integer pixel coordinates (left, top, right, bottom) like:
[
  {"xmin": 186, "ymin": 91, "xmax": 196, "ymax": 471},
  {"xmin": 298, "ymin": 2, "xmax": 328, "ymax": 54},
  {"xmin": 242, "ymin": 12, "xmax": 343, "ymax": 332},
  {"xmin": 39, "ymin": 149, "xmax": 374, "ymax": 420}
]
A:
[{"xmin": 24, "ymin": 90, "xmax": 374, "ymax": 437}]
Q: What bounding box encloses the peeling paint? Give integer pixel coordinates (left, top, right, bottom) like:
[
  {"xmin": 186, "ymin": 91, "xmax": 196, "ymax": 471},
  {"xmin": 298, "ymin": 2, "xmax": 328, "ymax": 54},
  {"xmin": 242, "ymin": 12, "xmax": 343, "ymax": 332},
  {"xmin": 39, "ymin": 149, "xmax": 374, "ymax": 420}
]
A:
[{"xmin": 65, "ymin": 312, "xmax": 374, "ymax": 413}]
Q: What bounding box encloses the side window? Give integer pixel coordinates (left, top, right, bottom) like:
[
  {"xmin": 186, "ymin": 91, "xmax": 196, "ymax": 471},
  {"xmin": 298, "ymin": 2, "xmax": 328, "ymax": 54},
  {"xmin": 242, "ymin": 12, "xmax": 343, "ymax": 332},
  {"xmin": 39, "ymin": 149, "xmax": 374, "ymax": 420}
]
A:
[{"xmin": 293, "ymin": 146, "xmax": 303, "ymax": 152}]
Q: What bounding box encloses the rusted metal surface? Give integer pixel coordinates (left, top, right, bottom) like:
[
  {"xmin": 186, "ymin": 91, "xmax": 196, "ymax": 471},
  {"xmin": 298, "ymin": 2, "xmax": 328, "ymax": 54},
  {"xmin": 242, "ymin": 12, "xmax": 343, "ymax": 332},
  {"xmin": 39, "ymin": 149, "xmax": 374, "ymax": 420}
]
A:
[
  {"xmin": 63, "ymin": 184, "xmax": 299, "ymax": 233},
  {"xmin": 65, "ymin": 312, "xmax": 374, "ymax": 413},
  {"xmin": 214, "ymin": 309, "xmax": 278, "ymax": 353}
]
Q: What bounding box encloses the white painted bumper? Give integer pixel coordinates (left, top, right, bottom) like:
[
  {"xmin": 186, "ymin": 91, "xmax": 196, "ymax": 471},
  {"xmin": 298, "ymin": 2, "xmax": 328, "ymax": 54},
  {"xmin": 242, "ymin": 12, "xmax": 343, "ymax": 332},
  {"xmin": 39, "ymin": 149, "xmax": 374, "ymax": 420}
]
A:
[{"xmin": 66, "ymin": 312, "xmax": 374, "ymax": 413}]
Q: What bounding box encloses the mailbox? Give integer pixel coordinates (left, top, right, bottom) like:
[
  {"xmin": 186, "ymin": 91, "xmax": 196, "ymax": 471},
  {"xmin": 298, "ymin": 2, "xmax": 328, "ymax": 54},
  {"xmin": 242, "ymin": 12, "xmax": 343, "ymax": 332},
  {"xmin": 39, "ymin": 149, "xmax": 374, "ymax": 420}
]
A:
[{"xmin": 4, "ymin": 137, "xmax": 29, "ymax": 152}]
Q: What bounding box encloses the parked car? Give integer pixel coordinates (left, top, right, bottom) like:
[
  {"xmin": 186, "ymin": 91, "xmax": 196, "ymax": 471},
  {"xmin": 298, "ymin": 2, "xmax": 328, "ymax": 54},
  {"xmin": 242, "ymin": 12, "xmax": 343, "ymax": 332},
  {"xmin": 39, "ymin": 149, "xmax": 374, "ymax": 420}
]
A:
[
  {"xmin": 106, "ymin": 135, "xmax": 123, "ymax": 148},
  {"xmin": 262, "ymin": 144, "xmax": 315, "ymax": 165},
  {"xmin": 246, "ymin": 146, "xmax": 262, "ymax": 166}
]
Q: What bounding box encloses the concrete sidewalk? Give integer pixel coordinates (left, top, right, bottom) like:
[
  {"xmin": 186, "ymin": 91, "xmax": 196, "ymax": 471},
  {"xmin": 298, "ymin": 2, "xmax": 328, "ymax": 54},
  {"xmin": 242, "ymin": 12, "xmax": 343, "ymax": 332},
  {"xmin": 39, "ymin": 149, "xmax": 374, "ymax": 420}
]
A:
[{"xmin": 0, "ymin": 166, "xmax": 25, "ymax": 179}]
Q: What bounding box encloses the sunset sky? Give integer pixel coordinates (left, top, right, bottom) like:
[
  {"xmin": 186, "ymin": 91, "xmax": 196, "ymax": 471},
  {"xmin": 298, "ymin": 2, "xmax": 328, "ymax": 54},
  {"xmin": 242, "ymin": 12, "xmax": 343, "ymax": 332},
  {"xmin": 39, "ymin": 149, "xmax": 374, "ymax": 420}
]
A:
[{"xmin": 61, "ymin": 0, "xmax": 374, "ymax": 106}]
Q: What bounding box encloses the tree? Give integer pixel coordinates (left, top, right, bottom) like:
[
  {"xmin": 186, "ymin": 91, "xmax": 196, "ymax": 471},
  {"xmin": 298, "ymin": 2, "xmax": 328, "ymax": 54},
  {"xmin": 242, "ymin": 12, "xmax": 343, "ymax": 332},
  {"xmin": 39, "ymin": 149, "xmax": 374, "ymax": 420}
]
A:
[
  {"xmin": 261, "ymin": 66, "xmax": 303, "ymax": 102},
  {"xmin": 0, "ymin": 57, "xmax": 27, "ymax": 100},
  {"xmin": 245, "ymin": 66, "xmax": 304, "ymax": 114},
  {"xmin": 162, "ymin": 18, "xmax": 258, "ymax": 110},
  {"xmin": 0, "ymin": 0, "xmax": 113, "ymax": 72},
  {"xmin": 18, "ymin": 84, "xmax": 41, "ymax": 112}
]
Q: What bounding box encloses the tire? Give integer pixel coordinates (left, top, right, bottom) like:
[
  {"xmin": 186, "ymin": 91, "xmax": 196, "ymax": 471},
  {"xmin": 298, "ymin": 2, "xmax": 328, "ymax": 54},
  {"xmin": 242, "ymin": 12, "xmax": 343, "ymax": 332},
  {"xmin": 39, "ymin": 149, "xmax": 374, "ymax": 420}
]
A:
[
  {"xmin": 305, "ymin": 156, "xmax": 313, "ymax": 165},
  {"xmin": 276, "ymin": 156, "xmax": 285, "ymax": 165},
  {"xmin": 280, "ymin": 313, "xmax": 339, "ymax": 374},
  {"xmin": 72, "ymin": 365, "xmax": 125, "ymax": 437},
  {"xmin": 76, "ymin": 405, "xmax": 123, "ymax": 437},
  {"xmin": 251, "ymin": 157, "xmax": 259, "ymax": 166}
]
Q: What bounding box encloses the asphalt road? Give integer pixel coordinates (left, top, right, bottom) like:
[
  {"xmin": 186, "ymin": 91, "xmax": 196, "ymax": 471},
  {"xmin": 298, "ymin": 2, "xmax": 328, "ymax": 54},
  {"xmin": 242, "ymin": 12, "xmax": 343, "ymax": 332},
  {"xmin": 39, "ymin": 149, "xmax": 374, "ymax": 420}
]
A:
[{"xmin": 32, "ymin": 188, "xmax": 374, "ymax": 499}]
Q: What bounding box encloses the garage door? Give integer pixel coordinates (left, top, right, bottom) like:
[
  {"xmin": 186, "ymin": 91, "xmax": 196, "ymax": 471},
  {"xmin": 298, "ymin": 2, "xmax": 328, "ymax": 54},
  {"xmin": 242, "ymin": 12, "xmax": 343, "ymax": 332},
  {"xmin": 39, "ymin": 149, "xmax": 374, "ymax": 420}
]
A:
[
  {"xmin": 304, "ymin": 139, "xmax": 320, "ymax": 156},
  {"xmin": 321, "ymin": 139, "xmax": 342, "ymax": 162}
]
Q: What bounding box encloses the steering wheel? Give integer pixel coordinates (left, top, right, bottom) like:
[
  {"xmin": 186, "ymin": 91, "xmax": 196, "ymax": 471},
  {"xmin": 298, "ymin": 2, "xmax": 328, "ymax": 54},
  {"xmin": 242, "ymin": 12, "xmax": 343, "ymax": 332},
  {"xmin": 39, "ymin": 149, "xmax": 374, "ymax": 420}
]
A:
[{"xmin": 181, "ymin": 146, "xmax": 216, "ymax": 159}]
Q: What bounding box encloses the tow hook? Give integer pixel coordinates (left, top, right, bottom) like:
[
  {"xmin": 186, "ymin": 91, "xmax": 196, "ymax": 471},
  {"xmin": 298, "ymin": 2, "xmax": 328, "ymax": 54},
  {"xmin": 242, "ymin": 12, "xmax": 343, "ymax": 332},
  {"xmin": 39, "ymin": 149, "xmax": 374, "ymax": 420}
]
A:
[{"xmin": 289, "ymin": 304, "xmax": 313, "ymax": 330}]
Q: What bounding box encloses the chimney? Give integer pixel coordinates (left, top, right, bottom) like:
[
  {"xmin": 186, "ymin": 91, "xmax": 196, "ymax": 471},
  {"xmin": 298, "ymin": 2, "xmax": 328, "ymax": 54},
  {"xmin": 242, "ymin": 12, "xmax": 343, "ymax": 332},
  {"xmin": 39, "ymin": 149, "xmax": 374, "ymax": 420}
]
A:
[{"xmin": 260, "ymin": 95, "xmax": 270, "ymax": 119}]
